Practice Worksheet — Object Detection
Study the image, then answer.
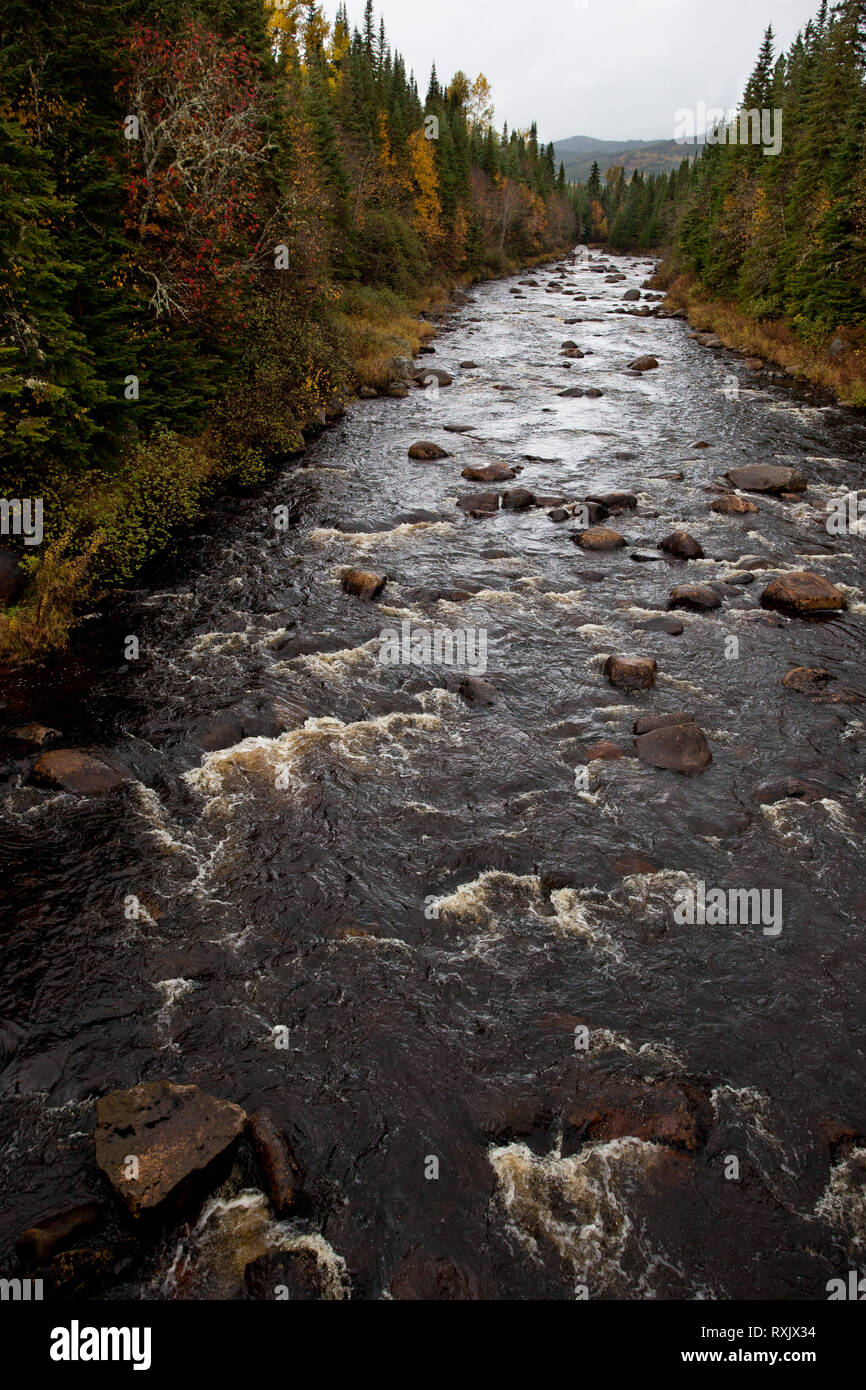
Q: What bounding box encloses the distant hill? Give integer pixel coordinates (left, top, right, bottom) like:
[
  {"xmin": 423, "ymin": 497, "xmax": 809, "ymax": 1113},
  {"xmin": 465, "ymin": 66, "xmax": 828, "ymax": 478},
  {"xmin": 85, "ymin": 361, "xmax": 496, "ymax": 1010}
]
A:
[{"xmin": 553, "ymin": 134, "xmax": 699, "ymax": 184}]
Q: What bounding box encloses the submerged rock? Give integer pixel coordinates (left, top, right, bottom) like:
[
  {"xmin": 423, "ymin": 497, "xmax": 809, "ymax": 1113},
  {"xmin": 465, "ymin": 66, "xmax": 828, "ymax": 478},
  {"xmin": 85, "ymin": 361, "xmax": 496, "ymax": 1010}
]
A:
[
  {"xmin": 414, "ymin": 368, "xmax": 453, "ymax": 388},
  {"xmin": 243, "ymin": 1249, "xmax": 334, "ymax": 1301},
  {"xmin": 565, "ymin": 1079, "xmax": 713, "ymax": 1153},
  {"xmin": 16, "ymin": 1203, "xmax": 104, "ymax": 1263},
  {"xmin": 461, "ymin": 463, "xmax": 515, "ymax": 483},
  {"xmin": 712, "ymin": 495, "xmax": 758, "ymax": 515},
  {"xmin": 458, "ymin": 677, "xmax": 497, "ymax": 706},
  {"xmin": 30, "ymin": 750, "xmax": 131, "ymax": 796},
  {"xmin": 94, "ymin": 1081, "xmax": 245, "ymax": 1218},
  {"xmin": 390, "ymin": 1251, "xmax": 480, "ymax": 1301},
  {"xmin": 634, "ymin": 718, "xmax": 712, "ymax": 775}
]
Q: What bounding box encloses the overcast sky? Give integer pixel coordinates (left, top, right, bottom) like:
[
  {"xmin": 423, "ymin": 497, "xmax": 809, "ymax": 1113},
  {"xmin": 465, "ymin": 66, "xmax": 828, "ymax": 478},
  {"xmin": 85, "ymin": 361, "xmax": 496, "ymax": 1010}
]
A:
[{"xmin": 328, "ymin": 0, "xmax": 821, "ymax": 143}]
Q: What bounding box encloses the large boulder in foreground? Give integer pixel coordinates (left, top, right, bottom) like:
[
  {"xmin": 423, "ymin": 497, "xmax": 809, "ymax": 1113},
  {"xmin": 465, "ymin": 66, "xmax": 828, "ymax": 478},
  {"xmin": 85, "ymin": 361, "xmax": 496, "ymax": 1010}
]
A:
[
  {"xmin": 31, "ymin": 750, "xmax": 131, "ymax": 796},
  {"xmin": 635, "ymin": 718, "xmax": 712, "ymax": 775},
  {"xmin": 725, "ymin": 464, "xmax": 806, "ymax": 494},
  {"xmin": 761, "ymin": 571, "xmax": 846, "ymax": 617},
  {"xmin": 95, "ymin": 1081, "xmax": 245, "ymax": 1218}
]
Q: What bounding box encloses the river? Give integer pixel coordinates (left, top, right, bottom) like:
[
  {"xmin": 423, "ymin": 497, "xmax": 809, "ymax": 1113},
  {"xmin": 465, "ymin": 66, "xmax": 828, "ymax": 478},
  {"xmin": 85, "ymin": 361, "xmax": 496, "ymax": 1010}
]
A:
[{"xmin": 1, "ymin": 250, "xmax": 865, "ymax": 1300}]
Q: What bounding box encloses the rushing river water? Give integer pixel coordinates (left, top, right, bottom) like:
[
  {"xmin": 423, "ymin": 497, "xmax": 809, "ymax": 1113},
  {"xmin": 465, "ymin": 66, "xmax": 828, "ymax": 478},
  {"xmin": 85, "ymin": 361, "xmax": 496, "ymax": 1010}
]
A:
[{"xmin": 2, "ymin": 251, "xmax": 865, "ymax": 1301}]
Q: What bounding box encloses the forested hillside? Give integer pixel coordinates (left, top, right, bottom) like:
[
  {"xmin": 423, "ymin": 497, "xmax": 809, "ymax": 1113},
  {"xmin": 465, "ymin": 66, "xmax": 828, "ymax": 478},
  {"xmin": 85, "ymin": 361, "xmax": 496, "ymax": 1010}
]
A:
[
  {"xmin": 575, "ymin": 1, "xmax": 866, "ymax": 398},
  {"xmin": 0, "ymin": 0, "xmax": 578, "ymax": 657}
]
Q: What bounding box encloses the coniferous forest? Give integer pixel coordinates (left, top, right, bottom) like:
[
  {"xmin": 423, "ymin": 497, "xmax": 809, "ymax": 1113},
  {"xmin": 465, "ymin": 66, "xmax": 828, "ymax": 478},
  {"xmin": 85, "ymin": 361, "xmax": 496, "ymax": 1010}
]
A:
[
  {"xmin": 573, "ymin": 1, "xmax": 866, "ymax": 400},
  {"xmin": 0, "ymin": 0, "xmax": 578, "ymax": 657}
]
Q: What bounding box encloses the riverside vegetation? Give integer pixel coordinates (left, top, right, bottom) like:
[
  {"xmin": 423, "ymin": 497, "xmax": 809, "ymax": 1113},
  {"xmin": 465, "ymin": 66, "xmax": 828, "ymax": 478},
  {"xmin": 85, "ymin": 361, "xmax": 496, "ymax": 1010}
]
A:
[{"xmin": 0, "ymin": 0, "xmax": 579, "ymax": 660}]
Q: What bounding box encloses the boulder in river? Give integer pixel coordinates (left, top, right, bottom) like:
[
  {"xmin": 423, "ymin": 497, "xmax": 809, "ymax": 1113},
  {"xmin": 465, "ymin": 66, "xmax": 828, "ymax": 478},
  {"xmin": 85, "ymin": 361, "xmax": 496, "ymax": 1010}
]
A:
[
  {"xmin": 760, "ymin": 571, "xmax": 846, "ymax": 617},
  {"xmin": 408, "ymin": 441, "xmax": 450, "ymax": 460},
  {"xmin": 16, "ymin": 1203, "xmax": 104, "ymax": 1263},
  {"xmin": 565, "ymin": 1078, "xmax": 713, "ymax": 1153},
  {"xmin": 458, "ymin": 492, "xmax": 500, "ymax": 517},
  {"xmin": 246, "ymin": 1110, "xmax": 305, "ymax": 1216},
  {"xmin": 502, "ymin": 488, "xmax": 536, "ymax": 511},
  {"xmin": 0, "ymin": 548, "xmax": 23, "ymax": 607},
  {"xmin": 557, "ymin": 386, "xmax": 585, "ymax": 398},
  {"xmin": 725, "ymin": 464, "xmax": 807, "ymax": 494},
  {"xmin": 628, "ymin": 355, "xmax": 659, "ymax": 372},
  {"xmin": 342, "ymin": 569, "xmax": 387, "ymax": 600},
  {"xmin": 415, "ymin": 368, "xmax": 453, "ymax": 388},
  {"xmin": 30, "ymin": 750, "xmax": 131, "ymax": 796},
  {"xmin": 586, "ymin": 492, "xmax": 638, "ymax": 511},
  {"xmin": 577, "ymin": 526, "xmax": 626, "ymax": 551},
  {"xmin": 94, "ymin": 1081, "xmax": 245, "ymax": 1218},
  {"xmin": 8, "ymin": 723, "xmax": 61, "ymax": 748},
  {"xmin": 711, "ymin": 495, "xmax": 758, "ymax": 515},
  {"xmin": 638, "ymin": 617, "xmax": 685, "ymax": 636},
  {"xmin": 195, "ymin": 710, "xmax": 246, "ymax": 752},
  {"xmin": 604, "ymin": 655, "xmax": 658, "ymax": 691},
  {"xmin": 243, "ymin": 1249, "xmax": 335, "ymax": 1301},
  {"xmin": 585, "ymin": 741, "xmax": 627, "ymax": 761},
  {"xmin": 634, "ymin": 718, "xmax": 712, "ymax": 775},
  {"xmin": 622, "ymin": 289, "xmax": 641, "ymax": 301},
  {"xmin": 458, "ymin": 677, "xmax": 497, "ymax": 706},
  {"xmin": 668, "ymin": 584, "xmax": 721, "ymax": 612},
  {"xmin": 461, "ymin": 463, "xmax": 515, "ymax": 483},
  {"xmin": 659, "ymin": 531, "xmax": 704, "ymax": 559}
]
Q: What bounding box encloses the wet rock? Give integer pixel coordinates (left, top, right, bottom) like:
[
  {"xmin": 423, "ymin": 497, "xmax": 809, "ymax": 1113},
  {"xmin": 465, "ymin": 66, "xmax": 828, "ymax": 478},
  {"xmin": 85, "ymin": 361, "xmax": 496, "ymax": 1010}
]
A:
[
  {"xmin": 246, "ymin": 1110, "xmax": 305, "ymax": 1217},
  {"xmin": 586, "ymin": 492, "xmax": 638, "ymax": 511},
  {"xmin": 634, "ymin": 712, "xmax": 695, "ymax": 735},
  {"xmin": 0, "ymin": 548, "xmax": 23, "ymax": 607},
  {"xmin": 586, "ymin": 741, "xmax": 626, "ymax": 761},
  {"xmin": 576, "ymin": 501, "xmax": 611, "ymax": 525},
  {"xmin": 95, "ymin": 1081, "xmax": 245, "ymax": 1218},
  {"xmin": 565, "ymin": 1079, "xmax": 713, "ymax": 1153},
  {"xmin": 389, "ymin": 356, "xmax": 415, "ymax": 380},
  {"xmin": 458, "ymin": 492, "xmax": 500, "ymax": 517},
  {"xmin": 745, "ymin": 358, "xmax": 764, "ymax": 371},
  {"xmin": 195, "ymin": 710, "xmax": 245, "ymax": 752},
  {"xmin": 725, "ymin": 571, "xmax": 755, "ymax": 585},
  {"xmin": 458, "ymin": 678, "xmax": 497, "ymax": 706},
  {"xmin": 659, "ymin": 531, "xmax": 704, "ymax": 559},
  {"xmin": 502, "ymin": 488, "xmax": 536, "ymax": 511},
  {"xmin": 711, "ymin": 500, "xmax": 756, "ymax": 522},
  {"xmin": 408, "ymin": 441, "xmax": 451, "ymax": 460},
  {"xmin": 753, "ymin": 778, "xmax": 833, "ymax": 805},
  {"xmin": 242, "ymin": 1249, "xmax": 333, "ymax": 1301},
  {"xmin": 668, "ymin": 584, "xmax": 721, "ymax": 612},
  {"xmin": 342, "ymin": 569, "xmax": 387, "ymax": 601},
  {"xmin": 782, "ymin": 667, "xmax": 834, "ymax": 695},
  {"xmin": 557, "ymin": 386, "xmax": 585, "ymax": 397},
  {"xmin": 561, "ymin": 340, "xmax": 580, "ymax": 350},
  {"xmin": 638, "ymin": 617, "xmax": 685, "ymax": 636},
  {"xmin": 414, "ymin": 368, "xmax": 453, "ymax": 388},
  {"xmin": 548, "ymin": 509, "xmax": 570, "ymax": 523},
  {"xmin": 385, "ymin": 383, "xmax": 409, "ymax": 399},
  {"xmin": 459, "ymin": 361, "xmax": 479, "ymax": 369},
  {"xmin": 628, "ymin": 355, "xmax": 659, "ymax": 372},
  {"xmin": 30, "ymin": 750, "xmax": 131, "ymax": 796},
  {"xmin": 579, "ymin": 570, "xmax": 606, "ymax": 583},
  {"xmin": 47, "ymin": 1248, "xmax": 115, "ymax": 1296},
  {"xmin": 604, "ymin": 655, "xmax": 657, "ymax": 691},
  {"xmin": 534, "ymin": 495, "xmax": 567, "ymax": 509},
  {"xmin": 577, "ymin": 526, "xmax": 626, "ymax": 551},
  {"xmin": 7, "ymin": 723, "xmax": 62, "ymax": 748},
  {"xmin": 614, "ymin": 856, "xmax": 659, "ymax": 876},
  {"xmin": 686, "ymin": 810, "xmax": 752, "ymax": 838},
  {"xmin": 390, "ymin": 1252, "xmax": 480, "ymax": 1301},
  {"xmin": 561, "ymin": 348, "xmax": 585, "ymax": 359},
  {"xmin": 635, "ymin": 720, "xmax": 712, "ymax": 774},
  {"xmin": 691, "ymin": 441, "xmax": 711, "ymax": 449},
  {"xmin": 16, "ymin": 1203, "xmax": 104, "ymax": 1263},
  {"xmin": 461, "ymin": 463, "xmax": 515, "ymax": 483},
  {"xmin": 443, "ymin": 423, "xmax": 474, "ymax": 433},
  {"xmin": 761, "ymin": 571, "xmax": 846, "ymax": 617},
  {"xmin": 725, "ymin": 464, "xmax": 807, "ymax": 494},
  {"xmin": 584, "ymin": 388, "xmax": 604, "ymax": 398}
]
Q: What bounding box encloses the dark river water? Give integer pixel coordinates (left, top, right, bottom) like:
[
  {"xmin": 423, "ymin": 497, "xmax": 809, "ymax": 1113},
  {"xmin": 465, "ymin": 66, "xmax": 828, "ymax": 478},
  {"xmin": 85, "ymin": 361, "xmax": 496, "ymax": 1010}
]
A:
[{"xmin": 1, "ymin": 251, "xmax": 865, "ymax": 1301}]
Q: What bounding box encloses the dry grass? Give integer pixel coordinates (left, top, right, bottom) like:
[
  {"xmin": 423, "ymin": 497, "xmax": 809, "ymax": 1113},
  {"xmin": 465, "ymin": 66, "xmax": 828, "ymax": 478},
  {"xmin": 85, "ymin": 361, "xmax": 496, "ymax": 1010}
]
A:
[{"xmin": 661, "ymin": 270, "xmax": 866, "ymax": 408}]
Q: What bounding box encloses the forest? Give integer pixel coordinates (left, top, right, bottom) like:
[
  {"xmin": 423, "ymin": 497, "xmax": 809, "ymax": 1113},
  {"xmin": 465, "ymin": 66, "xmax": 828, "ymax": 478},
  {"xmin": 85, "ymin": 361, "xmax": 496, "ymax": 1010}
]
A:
[
  {"xmin": 0, "ymin": 0, "xmax": 579, "ymax": 657},
  {"xmin": 577, "ymin": 1, "xmax": 866, "ymax": 401}
]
